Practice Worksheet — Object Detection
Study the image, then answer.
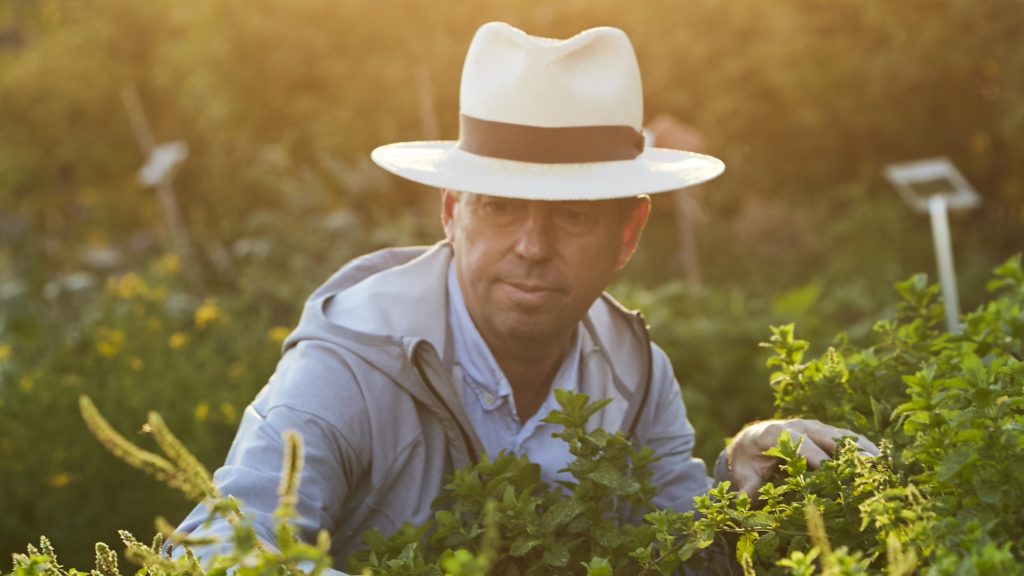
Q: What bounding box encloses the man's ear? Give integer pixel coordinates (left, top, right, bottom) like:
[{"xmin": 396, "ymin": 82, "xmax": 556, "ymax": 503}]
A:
[
  {"xmin": 615, "ymin": 195, "xmax": 651, "ymax": 270},
  {"xmin": 441, "ymin": 189, "xmax": 459, "ymax": 242}
]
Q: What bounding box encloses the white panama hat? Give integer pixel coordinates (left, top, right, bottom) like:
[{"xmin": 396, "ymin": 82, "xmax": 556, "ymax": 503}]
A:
[{"xmin": 371, "ymin": 22, "xmax": 725, "ymax": 201}]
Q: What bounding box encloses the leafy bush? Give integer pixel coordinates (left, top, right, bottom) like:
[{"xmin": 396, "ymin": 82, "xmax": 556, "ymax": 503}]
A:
[
  {"xmin": 761, "ymin": 256, "xmax": 1024, "ymax": 572},
  {"xmin": 613, "ymin": 274, "xmax": 888, "ymax": 465}
]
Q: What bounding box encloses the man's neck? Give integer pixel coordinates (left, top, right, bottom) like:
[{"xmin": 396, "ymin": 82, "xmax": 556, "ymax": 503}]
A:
[{"xmin": 489, "ymin": 336, "xmax": 571, "ymax": 424}]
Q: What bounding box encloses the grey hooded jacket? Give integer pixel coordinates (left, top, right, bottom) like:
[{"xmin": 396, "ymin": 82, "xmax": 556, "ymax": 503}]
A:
[{"xmin": 175, "ymin": 241, "xmax": 713, "ymax": 568}]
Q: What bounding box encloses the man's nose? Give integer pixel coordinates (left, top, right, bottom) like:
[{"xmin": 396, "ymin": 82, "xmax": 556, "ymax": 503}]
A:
[{"xmin": 513, "ymin": 205, "xmax": 555, "ymax": 261}]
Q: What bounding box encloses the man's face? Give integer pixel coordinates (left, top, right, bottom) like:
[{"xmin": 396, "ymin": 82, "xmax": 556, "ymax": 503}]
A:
[{"xmin": 442, "ymin": 190, "xmax": 650, "ymax": 352}]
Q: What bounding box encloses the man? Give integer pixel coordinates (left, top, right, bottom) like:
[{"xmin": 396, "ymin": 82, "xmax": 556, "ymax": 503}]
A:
[{"xmin": 176, "ymin": 21, "xmax": 878, "ymax": 568}]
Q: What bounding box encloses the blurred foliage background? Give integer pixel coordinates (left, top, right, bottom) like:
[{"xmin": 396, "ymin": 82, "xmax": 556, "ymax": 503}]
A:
[{"xmin": 1, "ymin": 0, "xmax": 1021, "ymax": 566}]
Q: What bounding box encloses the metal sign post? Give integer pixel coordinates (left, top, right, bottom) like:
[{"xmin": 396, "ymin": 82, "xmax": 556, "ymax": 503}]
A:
[
  {"xmin": 927, "ymin": 195, "xmax": 960, "ymax": 331},
  {"xmin": 884, "ymin": 157, "xmax": 980, "ymax": 333}
]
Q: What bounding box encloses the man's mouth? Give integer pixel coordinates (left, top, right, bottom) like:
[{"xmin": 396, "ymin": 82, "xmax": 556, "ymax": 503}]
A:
[
  {"xmin": 499, "ymin": 280, "xmax": 562, "ymax": 306},
  {"xmin": 506, "ymin": 281, "xmax": 556, "ymax": 293}
]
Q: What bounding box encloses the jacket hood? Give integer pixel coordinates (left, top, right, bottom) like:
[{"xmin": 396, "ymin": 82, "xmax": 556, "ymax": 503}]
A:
[{"xmin": 284, "ymin": 242, "xmax": 450, "ymax": 356}]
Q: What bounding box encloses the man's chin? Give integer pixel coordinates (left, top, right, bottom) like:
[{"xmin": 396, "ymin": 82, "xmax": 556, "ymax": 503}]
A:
[{"xmin": 493, "ymin": 315, "xmax": 573, "ymax": 346}]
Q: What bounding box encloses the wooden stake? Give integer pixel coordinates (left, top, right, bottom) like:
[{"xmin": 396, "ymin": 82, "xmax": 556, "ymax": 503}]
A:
[{"xmin": 121, "ymin": 83, "xmax": 205, "ymax": 292}]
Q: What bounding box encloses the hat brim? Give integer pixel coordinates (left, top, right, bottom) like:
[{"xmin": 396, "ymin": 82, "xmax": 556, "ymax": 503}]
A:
[{"xmin": 371, "ymin": 141, "xmax": 724, "ymax": 200}]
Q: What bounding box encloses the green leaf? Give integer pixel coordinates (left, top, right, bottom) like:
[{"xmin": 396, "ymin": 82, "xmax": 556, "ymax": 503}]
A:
[
  {"xmin": 541, "ymin": 499, "xmax": 584, "ymax": 529},
  {"xmin": 509, "ymin": 537, "xmax": 542, "ymax": 558},
  {"xmin": 736, "ymin": 532, "xmax": 758, "ymax": 576},
  {"xmin": 584, "ymin": 556, "xmax": 612, "ymax": 576},
  {"xmin": 588, "ymin": 462, "xmax": 640, "ymax": 495},
  {"xmin": 903, "ymin": 411, "xmax": 931, "ymax": 434},
  {"xmin": 936, "ymin": 450, "xmax": 975, "ymax": 482},
  {"xmin": 541, "ymin": 543, "xmax": 569, "ymax": 567},
  {"xmin": 755, "ymin": 530, "xmax": 780, "ymax": 560},
  {"xmin": 962, "ymin": 353, "xmax": 987, "ymax": 388}
]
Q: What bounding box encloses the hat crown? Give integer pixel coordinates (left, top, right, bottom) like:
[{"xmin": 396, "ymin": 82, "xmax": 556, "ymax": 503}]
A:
[{"xmin": 460, "ymin": 22, "xmax": 643, "ymax": 130}]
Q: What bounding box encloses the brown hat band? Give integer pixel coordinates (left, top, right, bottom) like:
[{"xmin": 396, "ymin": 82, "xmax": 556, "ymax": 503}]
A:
[{"xmin": 457, "ymin": 114, "xmax": 644, "ymax": 164}]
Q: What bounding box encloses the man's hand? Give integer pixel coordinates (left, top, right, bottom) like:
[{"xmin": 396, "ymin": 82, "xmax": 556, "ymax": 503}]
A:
[{"xmin": 726, "ymin": 419, "xmax": 880, "ymax": 500}]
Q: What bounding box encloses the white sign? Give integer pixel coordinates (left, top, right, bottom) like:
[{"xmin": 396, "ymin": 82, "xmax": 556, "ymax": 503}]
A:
[
  {"xmin": 138, "ymin": 141, "xmax": 189, "ymax": 188},
  {"xmin": 883, "ymin": 157, "xmax": 980, "ymax": 214}
]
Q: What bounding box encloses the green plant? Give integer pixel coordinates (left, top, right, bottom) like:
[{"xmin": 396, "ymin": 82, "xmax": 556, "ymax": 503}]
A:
[
  {"xmin": 7, "ymin": 397, "xmax": 334, "ymax": 576},
  {"xmin": 0, "ymin": 258, "xmax": 284, "ymax": 565},
  {"xmin": 759, "ymin": 255, "xmax": 1024, "ymax": 572},
  {"xmin": 349, "ymin": 390, "xmax": 716, "ymax": 576}
]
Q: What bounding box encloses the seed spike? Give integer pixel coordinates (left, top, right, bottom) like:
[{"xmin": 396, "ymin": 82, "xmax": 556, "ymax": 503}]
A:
[
  {"xmin": 79, "ymin": 396, "xmax": 177, "ymax": 481},
  {"xmin": 276, "ymin": 430, "xmax": 304, "ymax": 516},
  {"xmin": 147, "ymin": 411, "xmax": 217, "ymax": 501}
]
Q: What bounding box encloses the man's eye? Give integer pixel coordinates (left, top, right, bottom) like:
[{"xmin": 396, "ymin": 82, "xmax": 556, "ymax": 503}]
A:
[
  {"xmin": 558, "ymin": 208, "xmax": 595, "ymax": 227},
  {"xmin": 482, "ymin": 200, "xmax": 522, "ymax": 217}
]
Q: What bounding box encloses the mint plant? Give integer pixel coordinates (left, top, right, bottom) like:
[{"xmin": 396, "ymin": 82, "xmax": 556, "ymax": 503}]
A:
[
  {"xmin": 759, "ymin": 256, "xmax": 1024, "ymax": 572},
  {"xmin": 350, "ymin": 390, "xmax": 720, "ymax": 576}
]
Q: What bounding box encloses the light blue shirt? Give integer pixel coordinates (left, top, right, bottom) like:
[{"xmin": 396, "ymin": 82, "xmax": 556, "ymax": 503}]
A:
[{"xmin": 447, "ymin": 263, "xmax": 580, "ymax": 487}]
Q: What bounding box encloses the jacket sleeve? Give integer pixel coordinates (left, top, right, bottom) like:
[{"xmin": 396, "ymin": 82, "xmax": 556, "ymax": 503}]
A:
[
  {"xmin": 173, "ymin": 340, "xmax": 369, "ymax": 566},
  {"xmin": 638, "ymin": 343, "xmax": 714, "ymax": 512}
]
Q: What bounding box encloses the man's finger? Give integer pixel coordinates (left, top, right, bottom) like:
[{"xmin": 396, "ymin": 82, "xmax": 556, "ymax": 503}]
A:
[
  {"xmin": 851, "ymin": 433, "xmax": 881, "ymax": 456},
  {"xmin": 799, "ymin": 422, "xmax": 838, "ymax": 454},
  {"xmin": 824, "ymin": 426, "xmax": 880, "ymax": 456},
  {"xmin": 795, "ymin": 433, "xmax": 831, "ymax": 469},
  {"xmin": 728, "ymin": 461, "xmax": 765, "ymax": 500},
  {"xmin": 739, "ymin": 479, "xmax": 762, "ymax": 501},
  {"xmin": 805, "ymin": 423, "xmax": 881, "ymax": 458}
]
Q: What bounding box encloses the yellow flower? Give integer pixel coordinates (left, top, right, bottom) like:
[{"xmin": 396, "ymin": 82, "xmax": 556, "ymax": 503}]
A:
[
  {"xmin": 168, "ymin": 332, "xmax": 189, "ymax": 349},
  {"xmin": 106, "ymin": 273, "xmax": 151, "ymax": 300},
  {"xmin": 19, "ymin": 375, "xmax": 36, "ymax": 392},
  {"xmin": 129, "ymin": 356, "xmax": 144, "ymax": 371},
  {"xmin": 220, "ymin": 402, "xmax": 238, "ymax": 424},
  {"xmin": 157, "ymin": 253, "xmax": 181, "ymax": 276},
  {"xmin": 0, "ymin": 344, "xmax": 10, "ymax": 362},
  {"xmin": 95, "ymin": 327, "xmax": 126, "ymax": 358},
  {"xmin": 194, "ymin": 401, "xmax": 210, "ymax": 422},
  {"xmin": 195, "ymin": 297, "xmax": 224, "ymax": 330},
  {"xmin": 267, "ymin": 326, "xmax": 291, "ymax": 345},
  {"xmin": 47, "ymin": 472, "xmax": 73, "ymax": 488}
]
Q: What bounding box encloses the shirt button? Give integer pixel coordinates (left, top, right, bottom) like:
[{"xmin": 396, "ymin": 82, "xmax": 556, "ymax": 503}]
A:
[{"xmin": 483, "ymin": 392, "xmax": 495, "ymax": 405}]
